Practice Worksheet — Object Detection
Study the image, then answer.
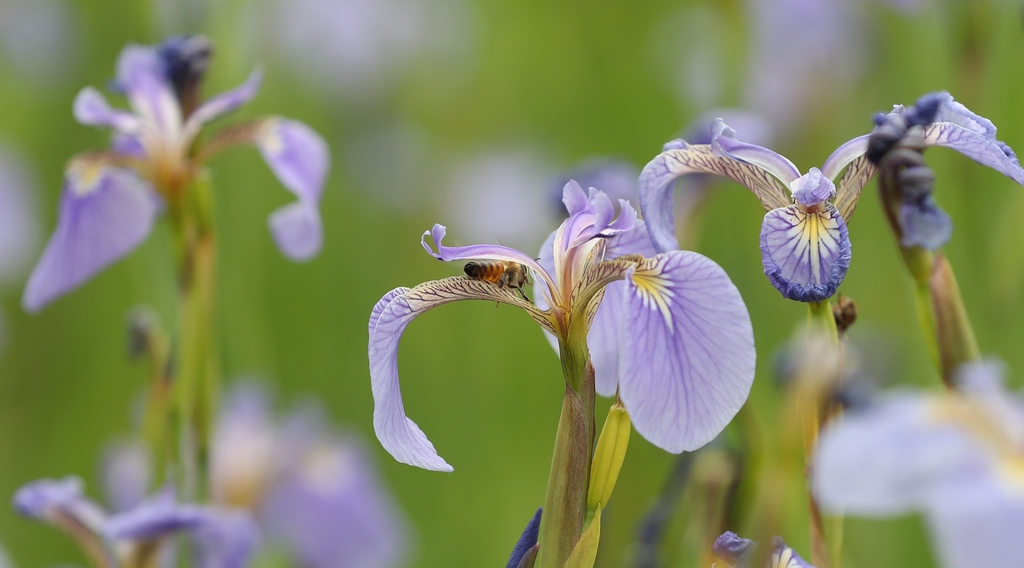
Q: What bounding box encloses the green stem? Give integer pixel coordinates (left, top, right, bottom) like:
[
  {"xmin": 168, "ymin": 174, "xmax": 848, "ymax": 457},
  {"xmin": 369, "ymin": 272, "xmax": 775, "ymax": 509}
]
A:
[
  {"xmin": 537, "ymin": 350, "xmax": 596, "ymax": 568},
  {"xmin": 169, "ymin": 176, "xmax": 219, "ymax": 499}
]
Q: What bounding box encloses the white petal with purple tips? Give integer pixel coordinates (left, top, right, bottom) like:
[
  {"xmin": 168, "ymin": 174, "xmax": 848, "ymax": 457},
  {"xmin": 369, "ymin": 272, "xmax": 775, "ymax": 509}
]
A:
[
  {"xmin": 760, "ymin": 204, "xmax": 851, "ymax": 303},
  {"xmin": 616, "ymin": 251, "xmax": 755, "ymax": 453},
  {"xmin": 23, "ymin": 168, "xmax": 159, "ymax": 312}
]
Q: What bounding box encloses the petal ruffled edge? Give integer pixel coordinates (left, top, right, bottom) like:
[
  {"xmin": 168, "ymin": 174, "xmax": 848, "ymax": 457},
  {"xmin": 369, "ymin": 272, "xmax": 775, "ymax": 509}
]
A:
[{"xmin": 759, "ymin": 205, "xmax": 851, "ymax": 303}]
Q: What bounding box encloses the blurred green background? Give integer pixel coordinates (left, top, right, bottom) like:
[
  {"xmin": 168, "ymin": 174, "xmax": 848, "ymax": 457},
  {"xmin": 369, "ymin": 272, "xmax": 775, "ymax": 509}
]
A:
[{"xmin": 0, "ymin": 0, "xmax": 1022, "ymax": 566}]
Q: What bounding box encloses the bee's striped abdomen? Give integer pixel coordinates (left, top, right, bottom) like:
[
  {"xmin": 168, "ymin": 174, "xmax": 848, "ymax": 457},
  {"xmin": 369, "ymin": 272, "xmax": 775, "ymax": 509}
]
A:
[{"xmin": 464, "ymin": 261, "xmax": 504, "ymax": 284}]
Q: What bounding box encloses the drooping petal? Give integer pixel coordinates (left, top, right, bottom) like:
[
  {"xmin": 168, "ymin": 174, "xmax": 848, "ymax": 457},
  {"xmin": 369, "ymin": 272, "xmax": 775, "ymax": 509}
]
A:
[
  {"xmin": 898, "ymin": 197, "xmax": 953, "ymax": 250},
  {"xmin": 588, "ymin": 220, "xmax": 658, "ymax": 396},
  {"xmin": 506, "ymin": 508, "xmax": 542, "ymax": 568},
  {"xmin": 616, "ymin": 251, "xmax": 755, "ymax": 453},
  {"xmin": 812, "ymin": 394, "xmax": 989, "ymax": 516},
  {"xmin": 189, "ymin": 510, "xmax": 261, "ymax": 568},
  {"xmin": 369, "ymin": 278, "xmax": 554, "ymax": 472},
  {"xmin": 267, "ymin": 201, "xmax": 323, "ymax": 261},
  {"xmin": 116, "ymin": 45, "xmax": 182, "ymax": 140},
  {"xmin": 759, "ymin": 204, "xmax": 851, "ymax": 303},
  {"xmin": 421, "ymin": 224, "xmax": 557, "ymax": 300},
  {"xmin": 181, "ymin": 69, "xmax": 263, "ymax": 142},
  {"xmin": 22, "ymin": 166, "xmax": 160, "ymax": 312},
  {"xmin": 922, "ymin": 120, "xmax": 1024, "ymax": 185},
  {"xmin": 73, "ymin": 87, "xmax": 139, "ymax": 133},
  {"xmin": 638, "ymin": 142, "xmax": 791, "ymax": 253},
  {"xmin": 710, "ymin": 118, "xmax": 801, "ymax": 185},
  {"xmin": 256, "ymin": 118, "xmax": 329, "ymax": 204}
]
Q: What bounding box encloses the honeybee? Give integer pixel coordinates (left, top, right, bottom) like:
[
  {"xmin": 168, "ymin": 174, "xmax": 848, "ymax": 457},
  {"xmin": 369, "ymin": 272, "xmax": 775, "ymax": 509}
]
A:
[{"xmin": 464, "ymin": 260, "xmax": 532, "ymax": 302}]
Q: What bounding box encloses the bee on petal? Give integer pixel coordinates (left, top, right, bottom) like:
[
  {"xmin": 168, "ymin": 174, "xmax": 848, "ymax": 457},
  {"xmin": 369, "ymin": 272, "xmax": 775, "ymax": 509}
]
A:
[{"xmin": 463, "ymin": 260, "xmax": 531, "ymax": 302}]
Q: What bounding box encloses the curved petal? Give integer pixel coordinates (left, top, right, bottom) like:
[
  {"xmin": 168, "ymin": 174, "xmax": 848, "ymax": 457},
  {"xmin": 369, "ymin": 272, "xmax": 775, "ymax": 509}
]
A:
[
  {"xmin": 421, "ymin": 224, "xmax": 557, "ymax": 301},
  {"xmin": 899, "ymin": 197, "xmax": 953, "ymax": 250},
  {"xmin": 23, "ymin": 167, "xmax": 160, "ymax": 312},
  {"xmin": 759, "ymin": 204, "xmax": 851, "ymax": 303},
  {"xmin": 616, "ymin": 251, "xmax": 756, "ymax": 453},
  {"xmin": 268, "ymin": 201, "xmax": 323, "ymax": 261},
  {"xmin": 588, "ymin": 220, "xmax": 658, "ymax": 397},
  {"xmin": 256, "ymin": 118, "xmax": 329, "ymax": 204},
  {"xmin": 922, "ymin": 121, "xmax": 1024, "ymax": 185},
  {"xmin": 710, "ymin": 118, "xmax": 801, "ymax": 185},
  {"xmin": 925, "ymin": 475, "xmax": 1024, "ymax": 568},
  {"xmin": 182, "ymin": 68, "xmax": 263, "ymax": 140},
  {"xmin": 821, "ymin": 134, "xmax": 870, "ymax": 180},
  {"xmin": 833, "ymin": 154, "xmax": 876, "ymax": 222},
  {"xmin": 790, "ymin": 168, "xmax": 835, "ymax": 207},
  {"xmin": 14, "ymin": 477, "xmax": 107, "ymax": 532},
  {"xmin": 73, "ymin": 87, "xmax": 139, "ymax": 133},
  {"xmin": 116, "ymin": 45, "xmax": 182, "ymax": 140},
  {"xmin": 812, "ymin": 394, "xmax": 989, "ymax": 516},
  {"xmin": 369, "ymin": 278, "xmax": 553, "ymax": 472},
  {"xmin": 638, "ymin": 143, "xmax": 791, "ymax": 254}
]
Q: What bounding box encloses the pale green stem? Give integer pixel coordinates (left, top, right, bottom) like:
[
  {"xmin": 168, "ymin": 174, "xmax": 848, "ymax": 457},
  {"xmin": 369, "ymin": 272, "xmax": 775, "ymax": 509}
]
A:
[
  {"xmin": 537, "ymin": 334, "xmax": 595, "ymax": 568},
  {"xmin": 806, "ymin": 300, "xmax": 840, "ymax": 568}
]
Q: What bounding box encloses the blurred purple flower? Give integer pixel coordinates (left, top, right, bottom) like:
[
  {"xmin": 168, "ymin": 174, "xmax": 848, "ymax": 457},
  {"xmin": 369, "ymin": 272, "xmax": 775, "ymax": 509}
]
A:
[
  {"xmin": 211, "ymin": 384, "xmax": 410, "ymax": 568},
  {"xmin": 813, "ymin": 360, "xmax": 1024, "ymax": 568},
  {"xmin": 99, "ymin": 439, "xmax": 153, "ymax": 514},
  {"xmin": 638, "ymin": 93, "xmax": 1024, "ymax": 302},
  {"xmin": 13, "ymin": 477, "xmax": 258, "ymax": 568},
  {"xmin": 713, "ymin": 531, "xmax": 814, "ymax": 568},
  {"xmin": 23, "ymin": 36, "xmax": 330, "ymax": 312},
  {"xmin": 549, "ymin": 158, "xmax": 639, "ymax": 214},
  {"xmin": 370, "ymin": 182, "xmax": 755, "ymax": 471}
]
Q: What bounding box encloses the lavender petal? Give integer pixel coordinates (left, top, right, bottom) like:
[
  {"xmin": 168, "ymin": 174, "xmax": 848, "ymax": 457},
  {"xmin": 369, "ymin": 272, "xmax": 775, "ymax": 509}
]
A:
[
  {"xmin": 710, "ymin": 118, "xmax": 801, "ymax": 185},
  {"xmin": 182, "ymin": 69, "xmax": 263, "ymax": 138},
  {"xmin": 922, "ymin": 120, "xmax": 1024, "ymax": 185},
  {"xmin": 759, "ymin": 205, "xmax": 851, "ymax": 303},
  {"xmin": 115, "ymin": 45, "xmax": 182, "ymax": 139},
  {"xmin": 22, "ymin": 167, "xmax": 160, "ymax": 312},
  {"xmin": 898, "ymin": 198, "xmax": 953, "ymax": 250},
  {"xmin": 73, "ymin": 87, "xmax": 139, "ymax": 133},
  {"xmin": 617, "ymin": 251, "xmax": 755, "ymax": 452},
  {"xmin": 638, "ymin": 143, "xmax": 791, "ymax": 254},
  {"xmin": 267, "ymin": 201, "xmax": 323, "ymax": 262},
  {"xmin": 256, "ymin": 118, "xmax": 329, "ymax": 204}
]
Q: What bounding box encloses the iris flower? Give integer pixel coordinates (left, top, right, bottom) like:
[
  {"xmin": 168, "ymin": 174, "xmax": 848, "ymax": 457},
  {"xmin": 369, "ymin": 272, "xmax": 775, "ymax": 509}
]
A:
[
  {"xmin": 369, "ymin": 181, "xmax": 756, "ymax": 471},
  {"xmin": 13, "ymin": 477, "xmax": 258, "ymax": 568},
  {"xmin": 637, "ymin": 92, "xmax": 1024, "ymax": 303},
  {"xmin": 22, "ymin": 36, "xmax": 329, "ymax": 312},
  {"xmin": 813, "ymin": 360, "xmax": 1024, "ymax": 568}
]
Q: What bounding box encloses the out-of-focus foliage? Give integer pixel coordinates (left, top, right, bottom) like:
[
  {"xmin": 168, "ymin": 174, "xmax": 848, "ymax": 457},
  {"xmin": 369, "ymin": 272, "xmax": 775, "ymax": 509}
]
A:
[{"xmin": 0, "ymin": 0, "xmax": 1021, "ymax": 567}]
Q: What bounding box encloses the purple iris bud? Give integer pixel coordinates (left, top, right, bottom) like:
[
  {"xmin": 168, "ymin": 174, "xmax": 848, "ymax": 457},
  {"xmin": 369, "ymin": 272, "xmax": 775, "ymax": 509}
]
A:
[
  {"xmin": 813, "ymin": 359, "xmax": 1024, "ymax": 568},
  {"xmin": 22, "ymin": 38, "xmax": 330, "ymax": 311},
  {"xmin": 506, "ymin": 508, "xmax": 542, "ymax": 568}
]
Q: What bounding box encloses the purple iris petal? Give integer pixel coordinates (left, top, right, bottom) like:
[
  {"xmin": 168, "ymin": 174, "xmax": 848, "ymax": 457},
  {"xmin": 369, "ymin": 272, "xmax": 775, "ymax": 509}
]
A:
[
  {"xmin": 268, "ymin": 201, "xmax": 323, "ymax": 261},
  {"xmin": 617, "ymin": 250, "xmax": 755, "ymax": 453},
  {"xmin": 260, "ymin": 437, "xmax": 409, "ymax": 568},
  {"xmin": 369, "ymin": 288, "xmax": 454, "ymax": 472},
  {"xmin": 710, "ymin": 119, "xmax": 800, "ymax": 185},
  {"xmin": 759, "ymin": 205, "xmax": 851, "ymax": 303},
  {"xmin": 22, "ymin": 167, "xmax": 160, "ymax": 312},
  {"xmin": 13, "ymin": 476, "xmax": 107, "ymax": 532},
  {"xmin": 116, "ymin": 45, "xmax": 181, "ymax": 138},
  {"xmin": 106, "ymin": 492, "xmax": 260, "ymax": 568},
  {"xmin": 182, "ymin": 69, "xmax": 263, "ymax": 139},
  {"xmin": 111, "ymin": 132, "xmax": 146, "ymax": 158},
  {"xmin": 790, "ymin": 168, "xmax": 834, "ymax": 207},
  {"xmin": 256, "ymin": 118, "xmax": 329, "ymax": 261},
  {"xmin": 210, "ymin": 384, "xmax": 277, "ymax": 509},
  {"xmin": 73, "ymin": 87, "xmax": 139, "ymax": 132},
  {"xmin": 555, "ymin": 181, "xmax": 637, "ymax": 253},
  {"xmin": 926, "ymin": 475, "xmax": 1024, "ymax": 568},
  {"xmin": 506, "ymin": 508, "xmax": 542, "ymax": 568},
  {"xmin": 550, "ymin": 159, "xmax": 639, "ymax": 214},
  {"xmin": 820, "ymin": 134, "xmax": 870, "ymax": 181},
  {"xmin": 588, "ymin": 220, "xmax": 658, "ymax": 397},
  {"xmin": 421, "ymin": 224, "xmax": 553, "ymax": 293},
  {"xmin": 899, "ymin": 197, "xmax": 953, "ymax": 250}
]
